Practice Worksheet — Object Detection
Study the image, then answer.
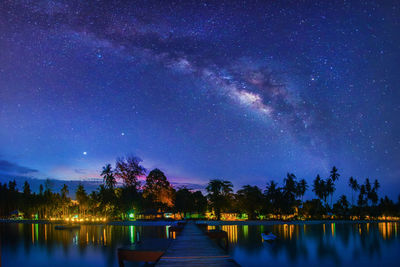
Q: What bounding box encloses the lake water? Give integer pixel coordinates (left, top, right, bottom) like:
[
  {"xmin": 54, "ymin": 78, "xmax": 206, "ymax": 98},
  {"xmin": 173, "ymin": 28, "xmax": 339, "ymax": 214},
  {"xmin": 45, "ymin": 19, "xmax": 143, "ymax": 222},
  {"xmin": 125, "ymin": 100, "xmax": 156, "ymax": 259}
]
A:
[{"xmin": 1, "ymin": 222, "xmax": 399, "ymax": 266}]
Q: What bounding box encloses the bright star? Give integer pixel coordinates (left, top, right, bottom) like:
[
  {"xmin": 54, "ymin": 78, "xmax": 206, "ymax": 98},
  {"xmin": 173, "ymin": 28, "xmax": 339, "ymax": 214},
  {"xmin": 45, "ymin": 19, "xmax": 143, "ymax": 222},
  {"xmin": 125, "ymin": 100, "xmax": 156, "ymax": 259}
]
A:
[{"xmin": 83, "ymin": 151, "xmax": 87, "ymax": 155}]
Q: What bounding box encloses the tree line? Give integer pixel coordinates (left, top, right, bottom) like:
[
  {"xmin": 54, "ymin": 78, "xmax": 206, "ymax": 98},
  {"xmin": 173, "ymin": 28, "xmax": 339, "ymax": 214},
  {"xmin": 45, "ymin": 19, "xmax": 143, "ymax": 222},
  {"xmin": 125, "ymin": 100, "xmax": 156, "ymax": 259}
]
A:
[{"xmin": 0, "ymin": 157, "xmax": 399, "ymax": 221}]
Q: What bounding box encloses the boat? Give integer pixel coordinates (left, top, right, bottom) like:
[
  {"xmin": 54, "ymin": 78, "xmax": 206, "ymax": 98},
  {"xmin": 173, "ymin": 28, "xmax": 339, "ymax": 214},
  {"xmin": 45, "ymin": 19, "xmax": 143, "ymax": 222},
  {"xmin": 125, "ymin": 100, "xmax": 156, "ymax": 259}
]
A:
[
  {"xmin": 55, "ymin": 225, "xmax": 81, "ymax": 230},
  {"xmin": 261, "ymin": 232, "xmax": 277, "ymax": 242}
]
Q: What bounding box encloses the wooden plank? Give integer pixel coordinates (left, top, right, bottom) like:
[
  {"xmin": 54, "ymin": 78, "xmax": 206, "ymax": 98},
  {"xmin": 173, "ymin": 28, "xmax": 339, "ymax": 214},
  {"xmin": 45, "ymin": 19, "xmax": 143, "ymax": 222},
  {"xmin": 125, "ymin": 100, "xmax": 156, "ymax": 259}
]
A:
[
  {"xmin": 156, "ymin": 222, "xmax": 239, "ymax": 266},
  {"xmin": 117, "ymin": 238, "xmax": 172, "ymax": 267}
]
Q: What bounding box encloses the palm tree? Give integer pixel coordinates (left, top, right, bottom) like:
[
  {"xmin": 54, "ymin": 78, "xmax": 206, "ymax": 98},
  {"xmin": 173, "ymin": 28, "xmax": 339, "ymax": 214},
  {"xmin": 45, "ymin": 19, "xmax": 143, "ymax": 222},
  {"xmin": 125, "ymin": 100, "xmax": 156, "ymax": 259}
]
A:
[
  {"xmin": 76, "ymin": 184, "xmax": 88, "ymax": 218},
  {"xmin": 365, "ymin": 178, "xmax": 372, "ymax": 206},
  {"xmin": 101, "ymin": 164, "xmax": 116, "ymax": 189},
  {"xmin": 206, "ymin": 179, "xmax": 233, "ymax": 220},
  {"xmin": 313, "ymin": 175, "xmax": 325, "ymax": 203},
  {"xmin": 296, "ymin": 179, "xmax": 308, "ymax": 203},
  {"xmin": 358, "ymin": 184, "xmax": 366, "ymax": 207},
  {"xmin": 282, "ymin": 173, "xmax": 298, "ymax": 214},
  {"xmin": 265, "ymin": 181, "xmax": 279, "ymax": 197},
  {"xmin": 283, "ymin": 173, "xmax": 297, "ymax": 198},
  {"xmin": 373, "ymin": 179, "xmax": 380, "ymax": 191},
  {"xmin": 370, "ymin": 179, "xmax": 380, "ymax": 206},
  {"xmin": 326, "ymin": 178, "xmax": 335, "ymax": 208},
  {"xmin": 349, "ymin": 177, "xmax": 359, "ymax": 206},
  {"xmin": 365, "ymin": 178, "xmax": 371, "ymax": 194},
  {"xmin": 330, "ymin": 166, "xmax": 340, "ymax": 182},
  {"xmin": 265, "ymin": 180, "xmax": 282, "ymax": 216}
]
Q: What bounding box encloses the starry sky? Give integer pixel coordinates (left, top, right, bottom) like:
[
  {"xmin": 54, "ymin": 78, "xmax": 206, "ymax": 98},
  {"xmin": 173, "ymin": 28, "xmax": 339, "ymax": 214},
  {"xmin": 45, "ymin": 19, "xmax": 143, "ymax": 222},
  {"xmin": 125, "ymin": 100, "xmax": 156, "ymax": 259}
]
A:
[{"xmin": 0, "ymin": 0, "xmax": 399, "ymax": 199}]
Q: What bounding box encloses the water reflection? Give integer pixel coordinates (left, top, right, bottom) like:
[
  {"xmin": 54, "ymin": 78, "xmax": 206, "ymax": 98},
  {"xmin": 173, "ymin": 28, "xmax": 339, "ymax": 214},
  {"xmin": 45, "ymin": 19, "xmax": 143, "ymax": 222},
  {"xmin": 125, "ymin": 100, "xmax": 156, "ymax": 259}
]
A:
[
  {"xmin": 1, "ymin": 222, "xmax": 399, "ymax": 267},
  {"xmin": 218, "ymin": 222, "xmax": 400, "ymax": 267},
  {"xmin": 1, "ymin": 223, "xmax": 171, "ymax": 267},
  {"xmin": 222, "ymin": 225, "xmax": 238, "ymax": 244}
]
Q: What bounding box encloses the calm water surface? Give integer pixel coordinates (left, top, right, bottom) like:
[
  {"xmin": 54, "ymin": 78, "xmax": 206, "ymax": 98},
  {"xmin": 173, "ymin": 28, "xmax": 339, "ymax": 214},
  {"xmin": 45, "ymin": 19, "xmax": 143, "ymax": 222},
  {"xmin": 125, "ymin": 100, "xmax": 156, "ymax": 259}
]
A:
[
  {"xmin": 218, "ymin": 222, "xmax": 400, "ymax": 267},
  {"xmin": 1, "ymin": 222, "xmax": 399, "ymax": 266},
  {"xmin": 1, "ymin": 223, "xmax": 171, "ymax": 267}
]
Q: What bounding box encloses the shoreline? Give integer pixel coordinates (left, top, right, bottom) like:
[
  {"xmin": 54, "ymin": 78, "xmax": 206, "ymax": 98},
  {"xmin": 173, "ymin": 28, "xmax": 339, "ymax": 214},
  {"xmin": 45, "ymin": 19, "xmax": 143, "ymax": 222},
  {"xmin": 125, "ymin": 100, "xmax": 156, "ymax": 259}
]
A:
[
  {"xmin": 195, "ymin": 219, "xmax": 400, "ymax": 226},
  {"xmin": 1, "ymin": 219, "xmax": 398, "ymax": 226}
]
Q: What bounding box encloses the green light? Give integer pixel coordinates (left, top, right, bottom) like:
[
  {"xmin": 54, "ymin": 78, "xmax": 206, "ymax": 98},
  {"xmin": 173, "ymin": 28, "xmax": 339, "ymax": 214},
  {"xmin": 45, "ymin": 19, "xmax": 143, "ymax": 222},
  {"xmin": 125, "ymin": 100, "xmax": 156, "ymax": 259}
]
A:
[
  {"xmin": 129, "ymin": 213, "xmax": 134, "ymax": 219},
  {"xmin": 130, "ymin": 226, "xmax": 135, "ymax": 243},
  {"xmin": 35, "ymin": 224, "xmax": 39, "ymax": 242}
]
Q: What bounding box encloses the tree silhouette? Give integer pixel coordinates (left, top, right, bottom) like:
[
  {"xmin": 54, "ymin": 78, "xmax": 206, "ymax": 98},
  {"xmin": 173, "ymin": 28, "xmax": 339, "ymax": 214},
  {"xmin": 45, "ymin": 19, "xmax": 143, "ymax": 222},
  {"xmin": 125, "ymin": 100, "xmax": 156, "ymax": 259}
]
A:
[
  {"xmin": 296, "ymin": 179, "xmax": 308, "ymax": 203},
  {"xmin": 265, "ymin": 180, "xmax": 283, "ymax": 216},
  {"xmin": 348, "ymin": 177, "xmax": 359, "ymax": 206},
  {"xmin": 143, "ymin": 168, "xmax": 174, "ymax": 209},
  {"xmin": 60, "ymin": 184, "xmax": 69, "ymax": 218},
  {"xmin": 333, "ymin": 195, "xmax": 349, "ymax": 218},
  {"xmin": 0, "ymin": 161, "xmax": 395, "ymax": 221},
  {"xmin": 115, "ymin": 156, "xmax": 146, "ymax": 189},
  {"xmin": 101, "ymin": 164, "xmax": 116, "ymax": 189},
  {"xmin": 313, "ymin": 175, "xmax": 326, "ymax": 204},
  {"xmin": 206, "ymin": 179, "xmax": 233, "ymax": 220},
  {"xmin": 175, "ymin": 187, "xmax": 193, "ymax": 218},
  {"xmin": 22, "ymin": 181, "xmax": 30, "ymax": 195},
  {"xmin": 330, "ymin": 166, "xmax": 340, "ymax": 182},
  {"xmin": 282, "ymin": 173, "xmax": 299, "ymax": 214},
  {"xmin": 326, "ymin": 178, "xmax": 335, "ymax": 208},
  {"xmin": 237, "ymin": 185, "xmax": 264, "ymax": 220},
  {"xmin": 76, "ymin": 184, "xmax": 88, "ymax": 217}
]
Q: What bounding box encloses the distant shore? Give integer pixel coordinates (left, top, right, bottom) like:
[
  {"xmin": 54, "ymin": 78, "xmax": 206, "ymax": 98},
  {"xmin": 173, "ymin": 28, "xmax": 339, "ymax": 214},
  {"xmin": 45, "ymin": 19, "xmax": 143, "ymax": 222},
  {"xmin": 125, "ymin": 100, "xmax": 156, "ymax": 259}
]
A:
[
  {"xmin": 0, "ymin": 219, "xmax": 181, "ymax": 226},
  {"xmin": 195, "ymin": 219, "xmax": 399, "ymax": 226},
  {"xmin": 1, "ymin": 219, "xmax": 398, "ymax": 226}
]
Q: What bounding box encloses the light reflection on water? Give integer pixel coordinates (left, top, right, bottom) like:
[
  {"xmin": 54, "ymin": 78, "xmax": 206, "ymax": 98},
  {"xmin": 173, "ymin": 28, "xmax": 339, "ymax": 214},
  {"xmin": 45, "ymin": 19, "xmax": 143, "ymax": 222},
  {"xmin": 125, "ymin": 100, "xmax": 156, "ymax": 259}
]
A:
[
  {"xmin": 216, "ymin": 222, "xmax": 400, "ymax": 267},
  {"xmin": 1, "ymin": 223, "xmax": 170, "ymax": 267},
  {"xmin": 1, "ymin": 222, "xmax": 399, "ymax": 267}
]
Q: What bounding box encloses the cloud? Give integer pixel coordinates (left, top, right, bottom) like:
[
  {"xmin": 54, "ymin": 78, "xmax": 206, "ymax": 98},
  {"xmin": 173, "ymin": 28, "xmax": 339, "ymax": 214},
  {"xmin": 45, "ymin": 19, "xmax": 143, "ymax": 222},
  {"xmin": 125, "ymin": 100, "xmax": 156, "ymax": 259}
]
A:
[
  {"xmin": 171, "ymin": 181, "xmax": 206, "ymax": 191},
  {"xmin": 74, "ymin": 168, "xmax": 87, "ymax": 175},
  {"xmin": 0, "ymin": 160, "xmax": 38, "ymax": 175}
]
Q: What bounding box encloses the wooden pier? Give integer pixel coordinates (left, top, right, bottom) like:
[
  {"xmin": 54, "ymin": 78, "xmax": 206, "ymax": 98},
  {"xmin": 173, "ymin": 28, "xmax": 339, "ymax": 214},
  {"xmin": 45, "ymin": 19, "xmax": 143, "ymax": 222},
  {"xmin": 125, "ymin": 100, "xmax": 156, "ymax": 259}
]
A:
[{"xmin": 156, "ymin": 222, "xmax": 239, "ymax": 266}]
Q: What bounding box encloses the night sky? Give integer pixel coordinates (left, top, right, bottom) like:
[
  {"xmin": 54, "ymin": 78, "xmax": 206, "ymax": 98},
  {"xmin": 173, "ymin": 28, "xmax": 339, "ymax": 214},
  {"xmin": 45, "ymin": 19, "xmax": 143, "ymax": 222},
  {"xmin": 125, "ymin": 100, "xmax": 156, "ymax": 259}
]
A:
[{"xmin": 1, "ymin": 1, "xmax": 399, "ymax": 199}]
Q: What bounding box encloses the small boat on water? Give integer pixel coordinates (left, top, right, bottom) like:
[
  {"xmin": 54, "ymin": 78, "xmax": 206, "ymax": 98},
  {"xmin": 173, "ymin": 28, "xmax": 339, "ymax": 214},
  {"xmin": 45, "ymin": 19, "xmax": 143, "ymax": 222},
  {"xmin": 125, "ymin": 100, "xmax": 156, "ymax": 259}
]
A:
[
  {"xmin": 261, "ymin": 232, "xmax": 277, "ymax": 242},
  {"xmin": 55, "ymin": 225, "xmax": 81, "ymax": 230}
]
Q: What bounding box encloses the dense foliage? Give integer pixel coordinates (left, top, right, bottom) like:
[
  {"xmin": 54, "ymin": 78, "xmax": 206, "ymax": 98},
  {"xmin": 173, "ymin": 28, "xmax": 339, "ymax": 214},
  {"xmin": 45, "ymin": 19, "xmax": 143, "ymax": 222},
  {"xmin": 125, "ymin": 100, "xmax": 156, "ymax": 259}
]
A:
[{"xmin": 0, "ymin": 160, "xmax": 399, "ymax": 220}]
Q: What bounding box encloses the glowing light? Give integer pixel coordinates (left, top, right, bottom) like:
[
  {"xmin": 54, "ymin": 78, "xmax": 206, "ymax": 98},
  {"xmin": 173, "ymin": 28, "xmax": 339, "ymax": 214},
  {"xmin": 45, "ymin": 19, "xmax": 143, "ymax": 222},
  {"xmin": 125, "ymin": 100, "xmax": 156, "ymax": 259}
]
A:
[
  {"xmin": 243, "ymin": 225, "xmax": 248, "ymax": 239},
  {"xmin": 130, "ymin": 226, "xmax": 135, "ymax": 243},
  {"xmin": 32, "ymin": 224, "xmax": 34, "ymax": 244},
  {"xmin": 222, "ymin": 225, "xmax": 238, "ymax": 243},
  {"xmin": 35, "ymin": 224, "xmax": 39, "ymax": 242}
]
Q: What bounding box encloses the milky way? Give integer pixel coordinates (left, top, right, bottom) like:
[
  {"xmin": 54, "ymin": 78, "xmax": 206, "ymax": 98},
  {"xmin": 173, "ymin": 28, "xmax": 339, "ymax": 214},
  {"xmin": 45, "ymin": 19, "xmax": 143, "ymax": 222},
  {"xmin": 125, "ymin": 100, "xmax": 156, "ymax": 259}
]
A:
[{"xmin": 0, "ymin": 1, "xmax": 399, "ymax": 199}]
